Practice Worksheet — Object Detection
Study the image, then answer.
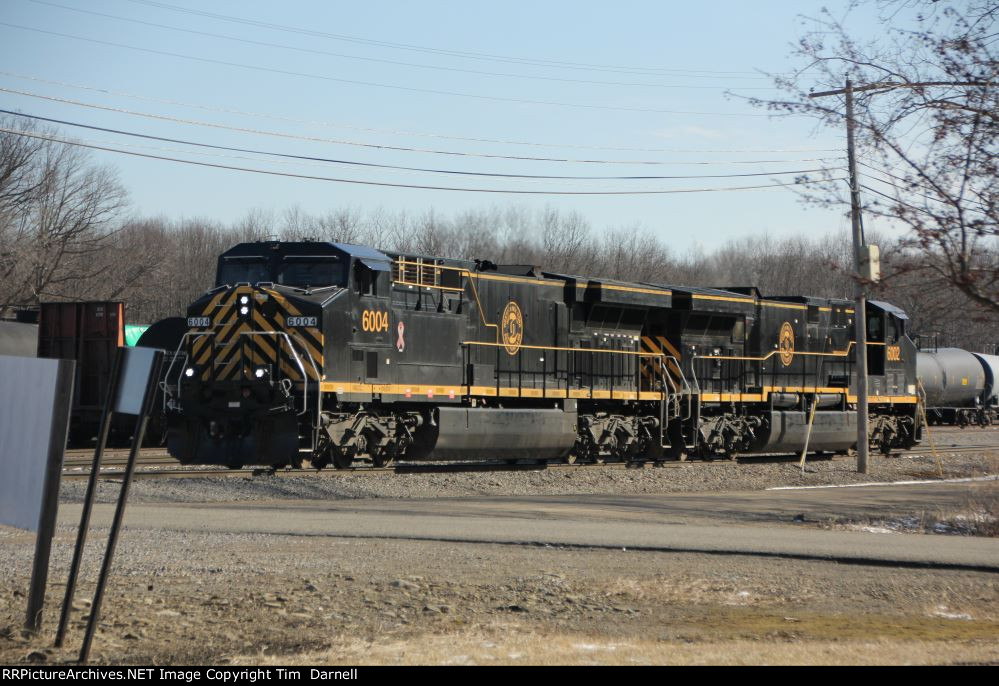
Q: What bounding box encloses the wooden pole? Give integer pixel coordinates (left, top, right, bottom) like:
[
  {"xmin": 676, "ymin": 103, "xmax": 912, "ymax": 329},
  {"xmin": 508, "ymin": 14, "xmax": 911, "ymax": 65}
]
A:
[
  {"xmin": 799, "ymin": 395, "xmax": 819, "ymax": 474},
  {"xmin": 845, "ymin": 78, "xmax": 871, "ymax": 474}
]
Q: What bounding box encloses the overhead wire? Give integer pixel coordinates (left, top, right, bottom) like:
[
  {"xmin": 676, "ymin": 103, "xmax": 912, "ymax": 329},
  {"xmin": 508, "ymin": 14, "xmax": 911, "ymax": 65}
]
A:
[
  {"xmin": 0, "ymin": 72, "xmax": 840, "ymax": 155},
  {"xmin": 1, "ymin": 126, "xmax": 845, "ymax": 195},
  {"xmin": 28, "ymin": 1, "xmax": 778, "ymax": 91},
  {"xmin": 121, "ymin": 0, "xmax": 775, "ymax": 78},
  {"xmin": 0, "ymin": 109, "xmax": 844, "ymax": 181},
  {"xmin": 0, "ymin": 22, "xmax": 786, "ymax": 117},
  {"xmin": 0, "ymin": 87, "xmax": 844, "ymax": 167}
]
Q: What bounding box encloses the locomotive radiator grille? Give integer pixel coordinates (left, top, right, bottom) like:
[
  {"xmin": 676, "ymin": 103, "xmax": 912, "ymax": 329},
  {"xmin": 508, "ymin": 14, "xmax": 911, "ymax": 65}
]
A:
[{"xmin": 187, "ymin": 287, "xmax": 323, "ymax": 382}]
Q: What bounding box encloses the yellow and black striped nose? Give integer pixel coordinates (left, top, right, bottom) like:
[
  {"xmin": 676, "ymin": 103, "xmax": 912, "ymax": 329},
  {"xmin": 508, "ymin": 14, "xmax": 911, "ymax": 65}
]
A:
[{"xmin": 186, "ymin": 287, "xmax": 323, "ymax": 382}]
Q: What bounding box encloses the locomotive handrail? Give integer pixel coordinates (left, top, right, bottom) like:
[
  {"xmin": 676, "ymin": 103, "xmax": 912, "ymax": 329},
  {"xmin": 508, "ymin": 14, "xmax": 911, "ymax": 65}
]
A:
[
  {"xmin": 690, "ymin": 341, "xmax": 859, "ymax": 364},
  {"xmin": 461, "ymin": 339, "xmax": 674, "ymax": 406},
  {"xmin": 238, "ymin": 331, "xmax": 320, "ymax": 419},
  {"xmin": 392, "ymin": 257, "xmax": 466, "ymax": 293},
  {"xmin": 461, "ymin": 340, "xmax": 664, "ymax": 357},
  {"xmin": 161, "ymin": 331, "xmax": 215, "ymax": 411},
  {"xmin": 662, "ymin": 354, "xmax": 692, "ymax": 421}
]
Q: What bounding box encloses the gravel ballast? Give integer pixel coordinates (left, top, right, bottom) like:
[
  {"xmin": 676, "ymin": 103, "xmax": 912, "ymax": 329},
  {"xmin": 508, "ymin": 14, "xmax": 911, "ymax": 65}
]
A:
[{"xmin": 59, "ymin": 445, "xmax": 997, "ymax": 505}]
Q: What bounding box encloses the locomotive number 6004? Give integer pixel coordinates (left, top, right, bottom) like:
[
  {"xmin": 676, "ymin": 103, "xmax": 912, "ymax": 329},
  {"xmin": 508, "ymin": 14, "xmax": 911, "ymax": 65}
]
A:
[{"xmin": 362, "ymin": 309, "xmax": 389, "ymax": 333}]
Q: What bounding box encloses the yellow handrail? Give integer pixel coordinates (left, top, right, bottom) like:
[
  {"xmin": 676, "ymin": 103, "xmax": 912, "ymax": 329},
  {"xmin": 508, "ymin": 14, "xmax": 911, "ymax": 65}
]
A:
[{"xmin": 462, "ymin": 340, "xmax": 663, "ymax": 357}]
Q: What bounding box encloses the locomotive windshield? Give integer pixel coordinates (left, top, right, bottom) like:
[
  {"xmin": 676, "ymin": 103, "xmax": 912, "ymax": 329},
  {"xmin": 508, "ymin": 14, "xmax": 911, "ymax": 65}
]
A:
[
  {"xmin": 277, "ymin": 256, "xmax": 346, "ymax": 289},
  {"xmin": 217, "ymin": 257, "xmax": 271, "ymax": 286}
]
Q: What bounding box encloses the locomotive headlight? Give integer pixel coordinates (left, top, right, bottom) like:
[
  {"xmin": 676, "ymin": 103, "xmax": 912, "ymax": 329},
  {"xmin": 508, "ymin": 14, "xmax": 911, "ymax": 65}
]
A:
[
  {"xmin": 240, "ymin": 295, "xmax": 250, "ymax": 305},
  {"xmin": 185, "ymin": 367, "xmax": 196, "ymax": 377},
  {"xmin": 254, "ymin": 367, "xmax": 267, "ymax": 379},
  {"xmin": 239, "ymin": 306, "xmax": 250, "ymax": 316}
]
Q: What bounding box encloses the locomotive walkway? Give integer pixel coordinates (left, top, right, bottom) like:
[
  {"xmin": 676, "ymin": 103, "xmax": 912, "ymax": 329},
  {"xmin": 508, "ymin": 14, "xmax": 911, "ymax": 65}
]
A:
[{"xmin": 58, "ymin": 479, "xmax": 998, "ymax": 572}]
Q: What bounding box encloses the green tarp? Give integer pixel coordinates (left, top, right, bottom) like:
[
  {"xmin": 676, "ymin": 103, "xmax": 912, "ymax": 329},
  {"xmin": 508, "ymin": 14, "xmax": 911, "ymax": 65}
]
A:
[{"xmin": 124, "ymin": 324, "xmax": 149, "ymax": 347}]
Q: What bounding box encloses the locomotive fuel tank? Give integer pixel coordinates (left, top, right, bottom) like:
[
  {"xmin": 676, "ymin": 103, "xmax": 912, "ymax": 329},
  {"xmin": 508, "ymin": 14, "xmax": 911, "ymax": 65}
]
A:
[{"xmin": 917, "ymin": 348, "xmax": 987, "ymax": 407}]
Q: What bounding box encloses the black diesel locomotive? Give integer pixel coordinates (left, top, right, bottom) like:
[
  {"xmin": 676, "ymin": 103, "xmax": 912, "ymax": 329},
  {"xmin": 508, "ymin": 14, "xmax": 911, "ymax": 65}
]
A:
[{"xmin": 163, "ymin": 240, "xmax": 921, "ymax": 468}]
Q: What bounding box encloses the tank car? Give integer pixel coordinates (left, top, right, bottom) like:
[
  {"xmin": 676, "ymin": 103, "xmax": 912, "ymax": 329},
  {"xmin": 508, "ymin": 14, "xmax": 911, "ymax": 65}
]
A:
[
  {"xmin": 162, "ymin": 240, "xmax": 922, "ymax": 468},
  {"xmin": 917, "ymin": 348, "xmax": 998, "ymax": 426}
]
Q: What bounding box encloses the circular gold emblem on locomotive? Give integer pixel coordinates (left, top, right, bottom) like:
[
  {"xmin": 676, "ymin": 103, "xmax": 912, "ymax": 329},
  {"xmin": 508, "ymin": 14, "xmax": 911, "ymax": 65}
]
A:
[
  {"xmin": 501, "ymin": 301, "xmax": 524, "ymax": 355},
  {"xmin": 778, "ymin": 321, "xmax": 795, "ymax": 367}
]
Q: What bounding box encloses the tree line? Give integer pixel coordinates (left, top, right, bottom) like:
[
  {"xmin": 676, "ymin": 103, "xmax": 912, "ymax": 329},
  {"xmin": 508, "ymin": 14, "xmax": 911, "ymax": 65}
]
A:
[{"xmin": 1, "ymin": 115, "xmax": 996, "ymax": 352}]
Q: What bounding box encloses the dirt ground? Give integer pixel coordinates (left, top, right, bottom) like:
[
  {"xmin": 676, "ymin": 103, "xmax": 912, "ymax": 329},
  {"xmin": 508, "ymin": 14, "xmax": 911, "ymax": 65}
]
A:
[
  {"xmin": 2, "ymin": 428, "xmax": 996, "ymax": 666},
  {"xmin": 1, "ymin": 524, "xmax": 997, "ymax": 665}
]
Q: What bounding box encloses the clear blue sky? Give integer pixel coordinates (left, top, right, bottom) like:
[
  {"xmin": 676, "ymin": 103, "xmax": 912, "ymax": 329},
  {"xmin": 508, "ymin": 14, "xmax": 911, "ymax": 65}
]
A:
[{"xmin": 0, "ymin": 0, "xmax": 887, "ymax": 246}]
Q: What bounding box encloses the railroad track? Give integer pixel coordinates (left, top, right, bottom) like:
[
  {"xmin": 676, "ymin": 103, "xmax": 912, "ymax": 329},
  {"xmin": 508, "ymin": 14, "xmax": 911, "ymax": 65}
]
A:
[{"xmin": 59, "ymin": 441, "xmax": 999, "ymax": 481}]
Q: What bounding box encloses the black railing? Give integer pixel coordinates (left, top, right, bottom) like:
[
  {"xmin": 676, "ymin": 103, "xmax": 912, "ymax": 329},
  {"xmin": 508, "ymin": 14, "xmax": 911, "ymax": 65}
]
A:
[{"xmin": 461, "ymin": 342, "xmax": 661, "ymax": 398}]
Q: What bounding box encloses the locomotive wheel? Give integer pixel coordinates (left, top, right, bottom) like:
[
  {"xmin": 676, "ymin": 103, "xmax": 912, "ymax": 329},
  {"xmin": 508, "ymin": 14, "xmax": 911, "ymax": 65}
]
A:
[
  {"xmin": 332, "ymin": 450, "xmax": 354, "ymax": 470},
  {"xmin": 372, "ymin": 453, "xmax": 394, "ymax": 468}
]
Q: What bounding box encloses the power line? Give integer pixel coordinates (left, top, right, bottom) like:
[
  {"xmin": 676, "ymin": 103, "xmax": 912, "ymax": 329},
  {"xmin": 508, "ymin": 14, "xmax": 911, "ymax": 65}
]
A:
[
  {"xmin": 1, "ymin": 126, "xmax": 843, "ymax": 195},
  {"xmin": 121, "ymin": 0, "xmax": 773, "ymax": 79},
  {"xmin": 1, "ymin": 71, "xmax": 839, "ymax": 155},
  {"xmin": 0, "ymin": 109, "xmax": 842, "ymax": 181},
  {"xmin": 29, "ymin": 1, "xmax": 778, "ymax": 91},
  {"xmin": 2, "ymin": 87, "xmax": 839, "ymax": 167},
  {"xmin": 0, "ymin": 22, "xmax": 783, "ymax": 117}
]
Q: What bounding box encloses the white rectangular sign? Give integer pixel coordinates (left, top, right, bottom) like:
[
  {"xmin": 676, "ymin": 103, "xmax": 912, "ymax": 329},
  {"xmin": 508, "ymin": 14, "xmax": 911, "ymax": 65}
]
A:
[{"xmin": 0, "ymin": 355, "xmax": 74, "ymax": 531}]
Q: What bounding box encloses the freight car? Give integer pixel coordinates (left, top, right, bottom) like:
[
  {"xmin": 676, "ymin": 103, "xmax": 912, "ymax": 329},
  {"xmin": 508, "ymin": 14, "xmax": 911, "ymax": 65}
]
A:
[
  {"xmin": 917, "ymin": 348, "xmax": 999, "ymax": 426},
  {"xmin": 161, "ymin": 240, "xmax": 922, "ymax": 468}
]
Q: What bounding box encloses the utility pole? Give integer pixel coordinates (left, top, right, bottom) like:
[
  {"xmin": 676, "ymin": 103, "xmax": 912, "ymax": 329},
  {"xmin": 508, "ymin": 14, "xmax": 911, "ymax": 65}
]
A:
[
  {"xmin": 806, "ymin": 77, "xmax": 984, "ymax": 473},
  {"xmin": 810, "ymin": 78, "xmax": 870, "ymax": 473}
]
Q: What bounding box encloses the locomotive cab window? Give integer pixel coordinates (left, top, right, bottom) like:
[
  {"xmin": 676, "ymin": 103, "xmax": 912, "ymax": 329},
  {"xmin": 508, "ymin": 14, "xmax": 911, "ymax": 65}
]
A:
[
  {"xmin": 278, "ymin": 256, "xmax": 346, "ymax": 289},
  {"xmin": 867, "ymin": 312, "xmax": 884, "ymax": 342},
  {"xmin": 354, "ymin": 261, "xmax": 388, "ymax": 297},
  {"xmin": 888, "ymin": 316, "xmax": 903, "ymax": 343},
  {"xmin": 217, "ymin": 256, "xmax": 271, "ymax": 286}
]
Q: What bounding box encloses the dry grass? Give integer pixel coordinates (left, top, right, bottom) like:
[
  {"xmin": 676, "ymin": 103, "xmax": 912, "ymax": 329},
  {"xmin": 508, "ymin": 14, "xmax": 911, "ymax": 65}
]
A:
[
  {"xmin": 825, "ymin": 490, "xmax": 999, "ymax": 537},
  {"xmin": 232, "ymin": 624, "xmax": 999, "ymax": 665},
  {"xmin": 595, "ymin": 575, "xmax": 810, "ymax": 607}
]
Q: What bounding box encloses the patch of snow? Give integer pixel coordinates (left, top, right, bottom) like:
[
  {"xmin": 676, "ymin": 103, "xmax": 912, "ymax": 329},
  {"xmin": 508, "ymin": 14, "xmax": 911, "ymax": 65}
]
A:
[{"xmin": 932, "ymin": 606, "xmax": 972, "ymax": 621}]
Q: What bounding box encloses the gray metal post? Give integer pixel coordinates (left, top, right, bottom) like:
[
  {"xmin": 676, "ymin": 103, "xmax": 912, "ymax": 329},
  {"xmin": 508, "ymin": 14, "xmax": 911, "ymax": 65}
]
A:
[
  {"xmin": 25, "ymin": 359, "xmax": 75, "ymax": 633},
  {"xmin": 55, "ymin": 350, "xmax": 122, "ymax": 647},
  {"xmin": 78, "ymin": 351, "xmax": 162, "ymax": 664},
  {"xmin": 845, "ymin": 79, "xmax": 871, "ymax": 473}
]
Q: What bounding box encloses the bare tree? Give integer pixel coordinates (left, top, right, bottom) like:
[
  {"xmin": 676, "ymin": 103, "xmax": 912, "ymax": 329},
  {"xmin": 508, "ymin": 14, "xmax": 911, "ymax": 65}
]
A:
[
  {"xmin": 0, "ymin": 116, "xmax": 127, "ymax": 308},
  {"xmin": 748, "ymin": 0, "xmax": 998, "ymax": 310}
]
